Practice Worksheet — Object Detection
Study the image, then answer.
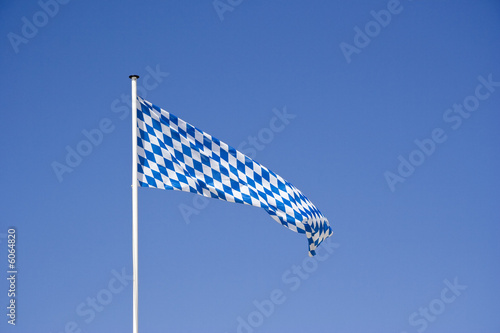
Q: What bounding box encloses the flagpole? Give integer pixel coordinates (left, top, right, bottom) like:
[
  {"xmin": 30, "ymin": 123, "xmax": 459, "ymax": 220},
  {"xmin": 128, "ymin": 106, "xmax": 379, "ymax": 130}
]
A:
[{"xmin": 129, "ymin": 74, "xmax": 139, "ymax": 333}]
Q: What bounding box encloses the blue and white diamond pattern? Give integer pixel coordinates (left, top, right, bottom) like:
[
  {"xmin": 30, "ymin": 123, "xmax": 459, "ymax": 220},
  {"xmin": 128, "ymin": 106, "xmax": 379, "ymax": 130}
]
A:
[{"xmin": 136, "ymin": 96, "xmax": 332, "ymax": 256}]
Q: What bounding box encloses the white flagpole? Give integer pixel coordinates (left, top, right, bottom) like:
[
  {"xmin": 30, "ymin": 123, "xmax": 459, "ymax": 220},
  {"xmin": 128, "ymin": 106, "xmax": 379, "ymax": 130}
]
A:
[{"xmin": 129, "ymin": 74, "xmax": 139, "ymax": 333}]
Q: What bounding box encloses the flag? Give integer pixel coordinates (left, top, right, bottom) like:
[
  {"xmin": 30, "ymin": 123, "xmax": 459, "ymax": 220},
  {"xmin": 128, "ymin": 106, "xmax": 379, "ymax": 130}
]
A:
[{"xmin": 136, "ymin": 97, "xmax": 333, "ymax": 256}]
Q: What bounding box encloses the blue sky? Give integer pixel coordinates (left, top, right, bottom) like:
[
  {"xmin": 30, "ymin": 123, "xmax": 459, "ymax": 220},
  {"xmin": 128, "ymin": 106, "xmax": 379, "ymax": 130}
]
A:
[{"xmin": 1, "ymin": 0, "xmax": 499, "ymax": 332}]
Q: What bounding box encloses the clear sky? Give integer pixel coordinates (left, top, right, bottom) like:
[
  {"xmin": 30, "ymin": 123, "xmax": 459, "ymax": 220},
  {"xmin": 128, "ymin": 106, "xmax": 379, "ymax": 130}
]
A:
[{"xmin": 1, "ymin": 1, "xmax": 499, "ymax": 332}]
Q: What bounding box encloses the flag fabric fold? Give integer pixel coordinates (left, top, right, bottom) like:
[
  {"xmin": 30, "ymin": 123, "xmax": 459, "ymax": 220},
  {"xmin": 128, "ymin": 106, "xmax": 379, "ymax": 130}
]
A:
[{"xmin": 136, "ymin": 96, "xmax": 332, "ymax": 256}]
